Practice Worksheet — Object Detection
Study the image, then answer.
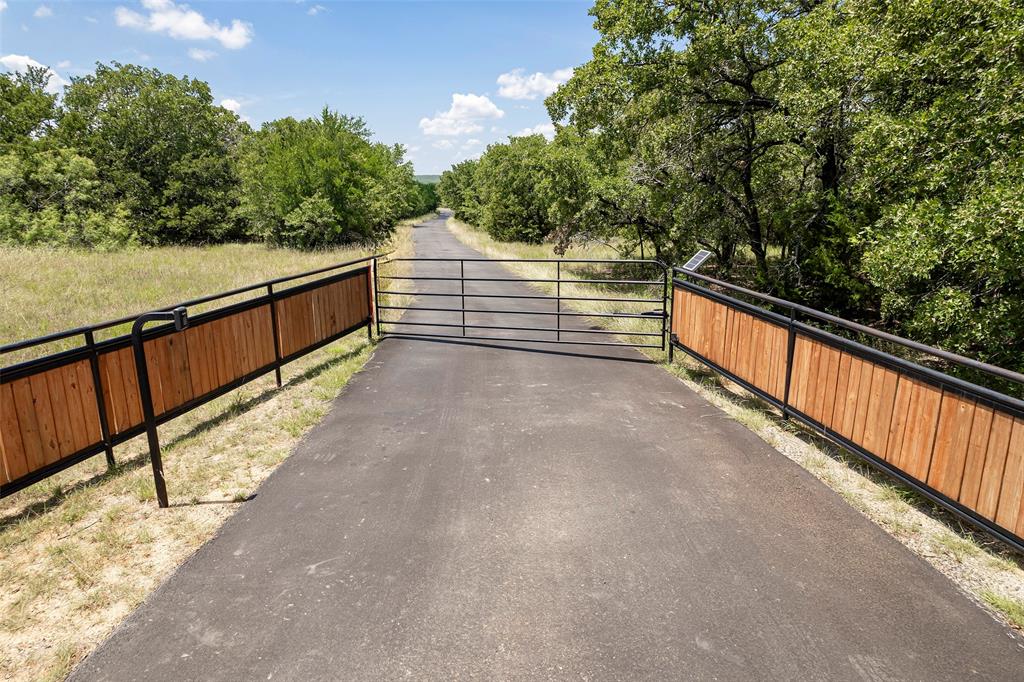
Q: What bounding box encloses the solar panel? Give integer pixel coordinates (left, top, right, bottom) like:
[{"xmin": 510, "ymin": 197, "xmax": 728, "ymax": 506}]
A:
[{"xmin": 681, "ymin": 249, "xmax": 713, "ymax": 272}]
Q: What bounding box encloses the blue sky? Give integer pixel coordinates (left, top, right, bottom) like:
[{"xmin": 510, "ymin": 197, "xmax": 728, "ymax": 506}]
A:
[{"xmin": 0, "ymin": 0, "xmax": 598, "ymax": 173}]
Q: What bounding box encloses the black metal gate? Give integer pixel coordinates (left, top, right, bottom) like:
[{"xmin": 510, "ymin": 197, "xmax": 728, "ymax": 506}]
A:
[{"xmin": 373, "ymin": 258, "xmax": 669, "ymax": 351}]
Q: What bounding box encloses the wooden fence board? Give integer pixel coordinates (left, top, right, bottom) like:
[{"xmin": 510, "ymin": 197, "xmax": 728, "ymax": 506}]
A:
[
  {"xmin": 10, "ymin": 378, "xmax": 46, "ymax": 472},
  {"xmin": 850, "ymin": 359, "xmax": 876, "ymax": 445},
  {"xmin": 861, "ymin": 365, "xmax": 900, "ymax": 458},
  {"xmin": 142, "ymin": 341, "xmax": 164, "ymax": 418},
  {"xmin": 45, "ymin": 367, "xmax": 76, "ymax": 457},
  {"xmin": 28, "ymin": 372, "xmax": 61, "ymax": 465},
  {"xmin": 1, "ymin": 382, "xmax": 29, "ymax": 482},
  {"xmin": 2, "ymin": 267, "xmax": 372, "ymax": 496},
  {"xmin": 790, "ymin": 337, "xmax": 812, "ymax": 417},
  {"xmin": 75, "ymin": 362, "xmax": 102, "ymax": 447},
  {"xmin": 927, "ymin": 392, "xmax": 977, "ymax": 498},
  {"xmin": 895, "ymin": 379, "xmax": 944, "ymax": 481},
  {"xmin": 59, "ymin": 364, "xmax": 88, "ymax": 454},
  {"xmin": 119, "ymin": 350, "xmax": 143, "ymax": 428},
  {"xmin": 155, "ymin": 336, "xmax": 179, "ymax": 413},
  {"xmin": 100, "ymin": 350, "xmax": 128, "ymax": 435},
  {"xmin": 753, "ymin": 319, "xmax": 772, "ymax": 393},
  {"xmin": 958, "ymin": 404, "xmax": 995, "ymax": 509},
  {"xmin": 974, "ymin": 411, "xmax": 1014, "ymax": 520},
  {"xmin": 995, "ymin": 418, "xmax": 1024, "ymax": 534},
  {"xmin": 671, "ymin": 284, "xmax": 1024, "ymax": 547}
]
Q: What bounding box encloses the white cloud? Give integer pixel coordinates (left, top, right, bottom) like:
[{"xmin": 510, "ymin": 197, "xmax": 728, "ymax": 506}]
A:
[
  {"xmin": 463, "ymin": 138, "xmax": 481, "ymax": 147},
  {"xmin": 514, "ymin": 122, "xmax": 556, "ymax": 140},
  {"xmin": 0, "ymin": 54, "xmax": 68, "ymax": 94},
  {"xmin": 419, "ymin": 93, "xmax": 504, "ymax": 136},
  {"xmin": 307, "ymin": 4, "xmax": 326, "ymax": 15},
  {"xmin": 219, "ymin": 98, "xmax": 241, "ymax": 112},
  {"xmin": 56, "ymin": 59, "xmax": 71, "ymax": 68},
  {"xmin": 496, "ymin": 67, "xmax": 573, "ymax": 100},
  {"xmin": 0, "ymin": 2, "xmax": 8, "ymax": 12},
  {"xmin": 115, "ymin": 0, "xmax": 253, "ymax": 49},
  {"xmin": 188, "ymin": 47, "xmax": 217, "ymax": 61},
  {"xmin": 34, "ymin": 4, "xmax": 53, "ymax": 18},
  {"xmin": 432, "ymin": 140, "xmax": 454, "ymax": 150},
  {"xmin": 86, "ymin": 15, "xmax": 98, "ymax": 23}
]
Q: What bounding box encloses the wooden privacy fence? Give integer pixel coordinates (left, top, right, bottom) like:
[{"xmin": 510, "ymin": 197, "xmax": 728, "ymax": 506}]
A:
[
  {"xmin": 671, "ymin": 269, "xmax": 1024, "ymax": 553},
  {"xmin": 0, "ymin": 256, "xmax": 378, "ymax": 499}
]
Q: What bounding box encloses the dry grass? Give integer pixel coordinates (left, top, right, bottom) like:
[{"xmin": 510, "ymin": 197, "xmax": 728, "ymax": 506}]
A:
[
  {"xmin": 0, "ymin": 219, "xmax": 421, "ymax": 681},
  {"xmin": 445, "ymin": 216, "xmax": 1024, "ymax": 634}
]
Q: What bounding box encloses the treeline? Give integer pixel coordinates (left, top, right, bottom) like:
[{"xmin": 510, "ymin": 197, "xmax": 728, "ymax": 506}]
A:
[
  {"xmin": 0, "ymin": 63, "xmax": 437, "ymax": 250},
  {"xmin": 439, "ymin": 0, "xmax": 1024, "ymax": 373}
]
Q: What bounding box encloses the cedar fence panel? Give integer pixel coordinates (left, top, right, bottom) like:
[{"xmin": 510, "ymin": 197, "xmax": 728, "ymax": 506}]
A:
[
  {"xmin": 1, "ymin": 262, "xmax": 375, "ymax": 497},
  {"xmin": 671, "ymin": 276, "xmax": 1024, "ymax": 552}
]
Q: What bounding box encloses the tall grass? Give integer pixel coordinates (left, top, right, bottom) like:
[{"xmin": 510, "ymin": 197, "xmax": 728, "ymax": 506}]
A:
[{"xmin": 0, "ymin": 243, "xmax": 385, "ymax": 364}]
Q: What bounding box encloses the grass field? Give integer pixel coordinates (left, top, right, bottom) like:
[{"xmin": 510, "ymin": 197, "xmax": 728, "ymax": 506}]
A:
[
  {"xmin": 0, "ymin": 243, "xmax": 389, "ymax": 364},
  {"xmin": 0, "ymin": 219, "xmax": 422, "ymax": 681},
  {"xmin": 444, "ymin": 216, "xmax": 1024, "ymax": 633}
]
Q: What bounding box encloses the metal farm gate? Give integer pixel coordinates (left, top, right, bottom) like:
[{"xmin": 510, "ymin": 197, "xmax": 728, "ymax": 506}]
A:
[{"xmin": 373, "ymin": 257, "xmax": 670, "ymax": 350}]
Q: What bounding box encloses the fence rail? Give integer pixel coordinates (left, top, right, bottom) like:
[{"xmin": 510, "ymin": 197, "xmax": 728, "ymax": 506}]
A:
[
  {"xmin": 1, "ymin": 256, "xmax": 380, "ymax": 500},
  {"xmin": 671, "ymin": 269, "xmax": 1024, "ymax": 553}
]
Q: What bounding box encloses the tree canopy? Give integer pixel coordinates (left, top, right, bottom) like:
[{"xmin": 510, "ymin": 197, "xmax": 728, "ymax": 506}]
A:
[
  {"xmin": 0, "ymin": 62, "xmax": 437, "ymax": 250},
  {"xmin": 439, "ymin": 0, "xmax": 1024, "ymax": 373}
]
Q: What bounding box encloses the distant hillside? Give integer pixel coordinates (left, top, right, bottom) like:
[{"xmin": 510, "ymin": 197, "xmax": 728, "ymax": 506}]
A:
[{"xmin": 415, "ymin": 174, "xmax": 441, "ymax": 184}]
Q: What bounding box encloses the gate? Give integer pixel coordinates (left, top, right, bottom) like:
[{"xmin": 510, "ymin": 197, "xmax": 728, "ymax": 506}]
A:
[{"xmin": 374, "ymin": 258, "xmax": 669, "ymax": 351}]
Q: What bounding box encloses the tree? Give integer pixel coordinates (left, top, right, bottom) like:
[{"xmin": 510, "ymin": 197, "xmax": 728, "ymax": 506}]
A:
[
  {"xmin": 438, "ymin": 159, "xmax": 482, "ymax": 224},
  {"xmin": 0, "ymin": 69, "xmax": 134, "ymax": 248},
  {"xmin": 237, "ymin": 108, "xmax": 427, "ymax": 248},
  {"xmin": 547, "ymin": 0, "xmax": 869, "ymax": 301},
  {"xmin": 58, "ymin": 62, "xmax": 245, "ymax": 244},
  {"xmin": 853, "ymin": 0, "xmax": 1024, "ymax": 370},
  {"xmin": 473, "ymin": 135, "xmax": 557, "ymax": 243},
  {"xmin": 0, "ymin": 66, "xmax": 58, "ymax": 146}
]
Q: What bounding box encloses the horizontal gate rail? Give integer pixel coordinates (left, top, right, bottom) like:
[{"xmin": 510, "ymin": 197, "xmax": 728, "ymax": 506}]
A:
[
  {"xmin": 381, "ymin": 332, "xmax": 664, "ymax": 350},
  {"xmin": 1, "ymin": 254, "xmax": 384, "ymax": 500},
  {"xmin": 375, "ymin": 257, "xmax": 669, "ymax": 351},
  {"xmin": 380, "ymin": 275, "xmax": 663, "ymax": 286},
  {"xmin": 670, "ymin": 267, "xmax": 1024, "ymax": 553},
  {"xmin": 385, "ymin": 320, "xmax": 663, "ymax": 337},
  {"xmin": 378, "ymin": 305, "xmax": 662, "ymax": 320},
  {"xmin": 376, "ymin": 290, "xmax": 664, "ymax": 304}
]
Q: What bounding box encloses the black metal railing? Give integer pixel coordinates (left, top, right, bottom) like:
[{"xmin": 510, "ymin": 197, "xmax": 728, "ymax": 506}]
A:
[
  {"xmin": 375, "ymin": 258, "xmax": 670, "ymax": 350},
  {"xmin": 1, "ymin": 254, "xmax": 383, "ymax": 501},
  {"xmin": 671, "ymin": 265, "xmax": 1024, "ymax": 553}
]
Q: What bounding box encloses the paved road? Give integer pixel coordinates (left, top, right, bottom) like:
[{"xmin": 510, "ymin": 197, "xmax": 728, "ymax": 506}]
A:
[{"xmin": 74, "ymin": 213, "xmax": 1022, "ymax": 680}]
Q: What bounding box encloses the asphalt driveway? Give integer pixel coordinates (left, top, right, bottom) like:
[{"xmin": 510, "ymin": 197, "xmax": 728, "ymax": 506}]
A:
[{"xmin": 73, "ymin": 213, "xmax": 1023, "ymax": 680}]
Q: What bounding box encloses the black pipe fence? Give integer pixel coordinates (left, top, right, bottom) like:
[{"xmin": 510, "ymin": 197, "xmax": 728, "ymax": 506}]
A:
[{"xmin": 1, "ymin": 255, "xmax": 382, "ymax": 501}]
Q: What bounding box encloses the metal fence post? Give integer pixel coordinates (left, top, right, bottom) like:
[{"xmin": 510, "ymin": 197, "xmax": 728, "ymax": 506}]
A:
[
  {"xmin": 84, "ymin": 330, "xmax": 116, "ymax": 469},
  {"xmin": 556, "ymin": 261, "xmax": 561, "ymax": 342},
  {"xmin": 374, "ymin": 258, "xmax": 383, "ymax": 337},
  {"xmin": 665, "ymin": 268, "xmax": 674, "ymax": 362},
  {"xmin": 365, "ymin": 263, "xmax": 374, "ymax": 342},
  {"xmin": 460, "ymin": 259, "xmax": 466, "ymax": 337},
  {"xmin": 781, "ymin": 306, "xmax": 797, "ymax": 419},
  {"xmin": 131, "ymin": 307, "xmax": 188, "ymax": 508},
  {"xmin": 267, "ymin": 284, "xmax": 283, "ymax": 388}
]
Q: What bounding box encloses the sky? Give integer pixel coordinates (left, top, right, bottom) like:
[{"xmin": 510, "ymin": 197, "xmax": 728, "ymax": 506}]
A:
[{"xmin": 0, "ymin": 0, "xmax": 598, "ymax": 174}]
